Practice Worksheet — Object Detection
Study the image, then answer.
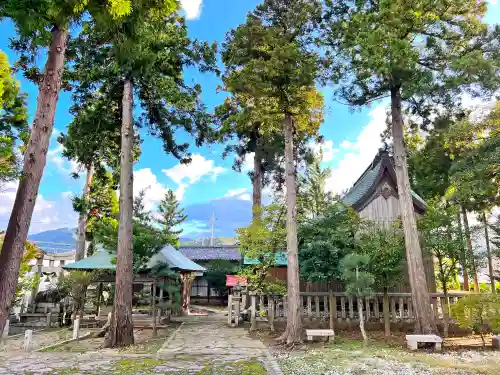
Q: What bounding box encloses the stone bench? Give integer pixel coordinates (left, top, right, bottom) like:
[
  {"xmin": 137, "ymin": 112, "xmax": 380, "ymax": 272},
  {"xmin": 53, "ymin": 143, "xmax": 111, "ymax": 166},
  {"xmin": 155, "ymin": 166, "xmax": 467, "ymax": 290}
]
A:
[
  {"xmin": 306, "ymin": 329, "xmax": 335, "ymax": 342},
  {"xmin": 406, "ymin": 334, "xmax": 443, "ymax": 351}
]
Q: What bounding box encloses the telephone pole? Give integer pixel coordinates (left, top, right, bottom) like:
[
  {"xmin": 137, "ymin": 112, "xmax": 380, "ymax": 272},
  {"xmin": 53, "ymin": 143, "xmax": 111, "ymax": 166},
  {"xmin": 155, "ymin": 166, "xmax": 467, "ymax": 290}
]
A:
[{"xmin": 210, "ymin": 212, "xmax": 215, "ymax": 247}]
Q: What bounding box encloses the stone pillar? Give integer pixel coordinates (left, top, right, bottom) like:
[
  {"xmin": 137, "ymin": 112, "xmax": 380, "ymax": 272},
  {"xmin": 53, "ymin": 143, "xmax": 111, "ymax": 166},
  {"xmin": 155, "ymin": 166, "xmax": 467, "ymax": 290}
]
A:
[
  {"xmin": 46, "ymin": 312, "xmax": 52, "ymax": 328},
  {"xmin": 73, "ymin": 318, "xmax": 80, "ymax": 340},
  {"xmin": 24, "ymin": 330, "xmax": 33, "ymax": 351}
]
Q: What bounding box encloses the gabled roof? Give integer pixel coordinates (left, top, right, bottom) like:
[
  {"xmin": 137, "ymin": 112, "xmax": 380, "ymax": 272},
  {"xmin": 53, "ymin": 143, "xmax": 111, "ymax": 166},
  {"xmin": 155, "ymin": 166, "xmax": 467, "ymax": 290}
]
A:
[
  {"xmin": 63, "ymin": 245, "xmax": 205, "ymax": 273},
  {"xmin": 341, "ymin": 150, "xmax": 426, "ymax": 212},
  {"xmin": 179, "ymin": 246, "xmax": 241, "ymax": 261},
  {"xmin": 147, "ymin": 244, "xmax": 206, "ymax": 272}
]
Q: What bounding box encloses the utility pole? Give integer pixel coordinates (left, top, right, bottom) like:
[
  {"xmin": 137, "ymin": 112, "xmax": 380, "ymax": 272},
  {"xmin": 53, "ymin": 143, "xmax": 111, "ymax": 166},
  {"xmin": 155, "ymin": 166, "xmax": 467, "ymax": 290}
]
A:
[{"xmin": 210, "ymin": 212, "xmax": 215, "ymax": 247}]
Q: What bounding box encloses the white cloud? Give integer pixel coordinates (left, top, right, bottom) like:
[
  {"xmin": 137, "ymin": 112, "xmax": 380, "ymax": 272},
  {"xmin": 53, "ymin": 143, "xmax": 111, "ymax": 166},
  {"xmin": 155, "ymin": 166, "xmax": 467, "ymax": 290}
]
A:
[
  {"xmin": 224, "ymin": 188, "xmax": 251, "ymax": 201},
  {"xmin": 241, "ymin": 153, "xmax": 254, "ymax": 173},
  {"xmin": 162, "ymin": 154, "xmax": 226, "ymax": 185},
  {"xmin": 133, "ymin": 168, "xmax": 169, "ymax": 210},
  {"xmin": 47, "ymin": 144, "xmax": 81, "ymax": 175},
  {"xmin": 180, "ymin": 0, "xmax": 203, "ymax": 20},
  {"xmin": 175, "ymin": 183, "xmax": 188, "ymax": 201},
  {"xmin": 0, "ymin": 183, "xmax": 79, "ymax": 234},
  {"xmin": 326, "ymin": 104, "xmax": 388, "ymax": 194},
  {"xmin": 309, "ymin": 139, "xmax": 339, "ymax": 163}
]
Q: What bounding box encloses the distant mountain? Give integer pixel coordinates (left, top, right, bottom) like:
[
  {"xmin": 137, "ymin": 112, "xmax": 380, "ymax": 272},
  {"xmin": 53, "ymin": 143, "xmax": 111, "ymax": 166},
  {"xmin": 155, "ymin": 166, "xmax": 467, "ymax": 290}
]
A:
[
  {"xmin": 181, "ymin": 236, "xmax": 238, "ymax": 246},
  {"xmin": 28, "ymin": 227, "xmax": 76, "ymax": 253}
]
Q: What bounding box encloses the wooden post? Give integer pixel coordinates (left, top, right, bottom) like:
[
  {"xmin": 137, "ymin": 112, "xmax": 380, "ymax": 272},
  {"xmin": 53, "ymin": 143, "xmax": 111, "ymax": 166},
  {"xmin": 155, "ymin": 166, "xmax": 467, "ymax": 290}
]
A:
[
  {"xmin": 24, "ymin": 330, "xmax": 33, "ymax": 351},
  {"xmin": 96, "ymin": 282, "xmax": 103, "ymax": 318},
  {"xmin": 152, "ymin": 281, "xmax": 157, "ymax": 337},
  {"xmin": 348, "ymin": 296, "xmax": 354, "ymax": 319},
  {"xmin": 228, "ymin": 295, "xmax": 233, "ymax": 326},
  {"xmin": 399, "ymin": 297, "xmax": 404, "ymax": 319},
  {"xmin": 307, "ymin": 296, "xmax": 312, "ymax": 319},
  {"xmin": 250, "ymin": 295, "xmax": 257, "ymax": 331},
  {"xmin": 269, "ymin": 298, "xmax": 275, "ymax": 332},
  {"xmin": 365, "ymin": 297, "xmax": 371, "ymax": 321},
  {"xmin": 329, "ymin": 294, "xmax": 335, "ymax": 330},
  {"xmin": 73, "ymin": 318, "xmax": 80, "ymax": 340},
  {"xmin": 315, "ymin": 296, "xmax": 320, "ymax": 320},
  {"xmin": 341, "ymin": 296, "xmax": 346, "ymax": 319},
  {"xmin": 373, "ymin": 296, "xmax": 380, "ymax": 320},
  {"xmin": 324, "ymin": 296, "xmax": 329, "ymax": 316},
  {"xmin": 391, "ymin": 297, "xmax": 397, "ymax": 321}
]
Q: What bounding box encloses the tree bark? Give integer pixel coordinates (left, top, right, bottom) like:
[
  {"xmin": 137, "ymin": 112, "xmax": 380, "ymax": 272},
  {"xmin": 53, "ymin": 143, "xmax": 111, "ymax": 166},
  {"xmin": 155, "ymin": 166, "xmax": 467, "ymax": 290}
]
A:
[
  {"xmin": 457, "ymin": 210, "xmax": 469, "ymax": 291},
  {"xmin": 105, "ymin": 79, "xmax": 134, "ymax": 347},
  {"xmin": 252, "ymin": 142, "xmax": 263, "ymax": 220},
  {"xmin": 180, "ymin": 273, "xmax": 194, "ymax": 314},
  {"xmin": 75, "ymin": 165, "xmax": 94, "ymax": 261},
  {"xmin": 0, "ymin": 26, "xmax": 68, "ymax": 334},
  {"xmin": 461, "ymin": 206, "xmax": 479, "ymax": 292},
  {"xmin": 358, "ymin": 297, "xmax": 368, "ymax": 346},
  {"xmin": 278, "ymin": 112, "xmax": 302, "ymax": 344},
  {"xmin": 383, "ymin": 288, "xmax": 391, "ymax": 339},
  {"xmin": 483, "ymin": 212, "xmax": 495, "ymax": 294},
  {"xmin": 390, "ymin": 86, "xmax": 435, "ymax": 335}
]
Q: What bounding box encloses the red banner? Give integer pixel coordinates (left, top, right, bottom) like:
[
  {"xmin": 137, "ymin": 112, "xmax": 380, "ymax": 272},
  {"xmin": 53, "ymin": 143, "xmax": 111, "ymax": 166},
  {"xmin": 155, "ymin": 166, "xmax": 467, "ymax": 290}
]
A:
[{"xmin": 226, "ymin": 275, "xmax": 247, "ymax": 287}]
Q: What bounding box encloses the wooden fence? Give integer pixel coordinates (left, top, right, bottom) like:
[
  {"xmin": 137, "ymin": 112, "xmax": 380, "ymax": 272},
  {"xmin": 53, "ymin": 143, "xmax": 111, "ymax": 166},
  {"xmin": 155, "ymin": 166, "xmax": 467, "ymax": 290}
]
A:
[{"xmin": 230, "ymin": 292, "xmax": 471, "ymax": 328}]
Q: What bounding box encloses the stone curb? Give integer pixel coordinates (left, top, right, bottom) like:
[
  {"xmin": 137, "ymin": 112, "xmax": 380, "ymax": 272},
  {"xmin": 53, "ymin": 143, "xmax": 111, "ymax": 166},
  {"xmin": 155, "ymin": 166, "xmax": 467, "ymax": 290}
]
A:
[
  {"xmin": 264, "ymin": 348, "xmax": 284, "ymax": 375},
  {"xmin": 35, "ymin": 332, "xmax": 92, "ymax": 352},
  {"xmin": 156, "ymin": 321, "xmax": 184, "ymax": 355}
]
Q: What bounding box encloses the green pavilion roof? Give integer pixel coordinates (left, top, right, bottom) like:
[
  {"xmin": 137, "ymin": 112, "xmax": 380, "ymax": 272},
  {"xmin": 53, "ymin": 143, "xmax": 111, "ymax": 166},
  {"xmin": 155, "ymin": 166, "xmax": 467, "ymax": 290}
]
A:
[{"xmin": 63, "ymin": 244, "xmax": 205, "ymax": 272}]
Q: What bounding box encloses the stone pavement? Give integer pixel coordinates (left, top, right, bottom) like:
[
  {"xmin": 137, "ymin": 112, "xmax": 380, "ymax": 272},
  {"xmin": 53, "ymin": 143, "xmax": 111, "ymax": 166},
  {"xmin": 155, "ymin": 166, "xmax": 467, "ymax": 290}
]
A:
[{"xmin": 0, "ymin": 315, "xmax": 280, "ymax": 374}]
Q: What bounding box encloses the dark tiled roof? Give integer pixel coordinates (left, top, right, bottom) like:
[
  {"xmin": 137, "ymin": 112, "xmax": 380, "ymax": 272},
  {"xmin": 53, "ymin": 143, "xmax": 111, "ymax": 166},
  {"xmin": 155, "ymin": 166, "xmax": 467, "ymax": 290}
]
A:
[
  {"xmin": 179, "ymin": 246, "xmax": 242, "ymax": 261},
  {"xmin": 341, "ymin": 151, "xmax": 426, "ymax": 211}
]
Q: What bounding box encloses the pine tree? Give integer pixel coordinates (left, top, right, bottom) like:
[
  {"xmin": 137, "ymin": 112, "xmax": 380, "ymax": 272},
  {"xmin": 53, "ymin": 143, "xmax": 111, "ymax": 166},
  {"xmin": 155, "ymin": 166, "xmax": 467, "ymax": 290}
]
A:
[
  {"xmin": 157, "ymin": 190, "xmax": 187, "ymax": 245},
  {"xmin": 322, "ymin": 0, "xmax": 499, "ymax": 335}
]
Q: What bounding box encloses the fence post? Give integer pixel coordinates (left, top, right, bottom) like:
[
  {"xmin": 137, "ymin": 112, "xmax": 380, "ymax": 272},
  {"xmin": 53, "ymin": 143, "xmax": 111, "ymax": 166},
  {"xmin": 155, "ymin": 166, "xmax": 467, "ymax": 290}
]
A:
[
  {"xmin": 365, "ymin": 297, "xmax": 371, "ymax": 321},
  {"xmin": 307, "ymin": 296, "xmax": 312, "ymax": 319},
  {"xmin": 73, "ymin": 318, "xmax": 80, "ymax": 340},
  {"xmin": 324, "ymin": 296, "xmax": 329, "ymax": 317},
  {"xmin": 391, "ymin": 297, "xmax": 397, "ymax": 321},
  {"xmin": 250, "ymin": 295, "xmax": 257, "ymax": 331},
  {"xmin": 373, "ymin": 296, "xmax": 380, "ymax": 320},
  {"xmin": 268, "ymin": 298, "xmax": 275, "ymax": 332},
  {"xmin": 315, "ymin": 296, "xmax": 320, "ymax": 320},
  {"xmin": 341, "ymin": 296, "xmax": 346, "ymax": 319},
  {"xmin": 228, "ymin": 295, "xmax": 233, "ymax": 326},
  {"xmin": 329, "ymin": 294, "xmax": 335, "ymax": 330},
  {"xmin": 348, "ymin": 296, "xmax": 354, "ymax": 319},
  {"xmin": 24, "ymin": 330, "xmax": 33, "ymax": 351},
  {"xmin": 399, "ymin": 297, "xmax": 404, "ymax": 319}
]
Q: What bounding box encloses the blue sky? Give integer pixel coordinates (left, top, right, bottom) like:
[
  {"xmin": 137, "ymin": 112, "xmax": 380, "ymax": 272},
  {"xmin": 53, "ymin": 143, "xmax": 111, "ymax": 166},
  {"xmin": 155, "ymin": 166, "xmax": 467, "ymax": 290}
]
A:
[{"xmin": 0, "ymin": 0, "xmax": 499, "ymax": 238}]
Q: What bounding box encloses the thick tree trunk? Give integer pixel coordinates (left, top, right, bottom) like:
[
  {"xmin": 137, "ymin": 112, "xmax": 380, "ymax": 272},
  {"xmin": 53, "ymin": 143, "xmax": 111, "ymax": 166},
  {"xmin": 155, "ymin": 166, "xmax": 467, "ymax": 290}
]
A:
[
  {"xmin": 0, "ymin": 26, "xmax": 68, "ymax": 334},
  {"xmin": 457, "ymin": 211, "xmax": 469, "ymax": 291},
  {"xmin": 278, "ymin": 112, "xmax": 302, "ymax": 344},
  {"xmin": 390, "ymin": 86, "xmax": 435, "ymax": 335},
  {"xmin": 358, "ymin": 297, "xmax": 368, "ymax": 346},
  {"xmin": 105, "ymin": 79, "xmax": 134, "ymax": 347},
  {"xmin": 461, "ymin": 206, "xmax": 479, "ymax": 292},
  {"xmin": 75, "ymin": 165, "xmax": 94, "ymax": 261},
  {"xmin": 180, "ymin": 273, "xmax": 194, "ymax": 314},
  {"xmin": 483, "ymin": 212, "xmax": 495, "ymax": 294},
  {"xmin": 383, "ymin": 288, "xmax": 391, "ymax": 339},
  {"xmin": 252, "ymin": 144, "xmax": 263, "ymax": 220}
]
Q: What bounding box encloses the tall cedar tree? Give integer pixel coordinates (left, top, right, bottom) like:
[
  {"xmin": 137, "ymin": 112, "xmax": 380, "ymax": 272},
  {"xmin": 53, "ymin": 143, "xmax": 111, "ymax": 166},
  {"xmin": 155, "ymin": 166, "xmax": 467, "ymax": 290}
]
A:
[
  {"xmin": 223, "ymin": 0, "xmax": 324, "ymax": 343},
  {"xmin": 157, "ymin": 189, "xmax": 187, "ymax": 245},
  {"xmin": 0, "ymin": 50, "xmax": 28, "ymax": 190},
  {"xmin": 0, "ymin": 0, "xmax": 132, "ymax": 335},
  {"xmin": 59, "ymin": 88, "xmax": 123, "ymax": 261},
  {"xmin": 74, "ymin": 3, "xmax": 216, "ymax": 346},
  {"xmin": 322, "ymin": 0, "xmax": 499, "ymax": 334},
  {"xmin": 446, "ymin": 103, "xmax": 500, "ymax": 292}
]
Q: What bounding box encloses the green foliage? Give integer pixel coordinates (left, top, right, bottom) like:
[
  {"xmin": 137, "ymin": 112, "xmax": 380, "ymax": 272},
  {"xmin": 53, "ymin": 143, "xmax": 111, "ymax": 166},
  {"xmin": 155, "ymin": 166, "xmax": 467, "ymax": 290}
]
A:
[
  {"xmin": 204, "ymin": 260, "xmax": 239, "ymax": 298},
  {"xmin": 157, "ymin": 189, "xmax": 187, "ymax": 245},
  {"xmin": 0, "ymin": 50, "xmax": 28, "ymax": 189},
  {"xmin": 357, "ymin": 222, "xmax": 405, "ymax": 292},
  {"xmin": 237, "ymin": 203, "xmax": 286, "ymax": 293},
  {"xmin": 451, "ymin": 294, "xmax": 500, "ymax": 345},
  {"xmin": 418, "ymin": 200, "xmax": 463, "ymax": 292},
  {"xmin": 323, "ymin": 0, "xmax": 499, "ymax": 107},
  {"xmin": 297, "ymin": 152, "xmax": 336, "ymax": 219},
  {"xmin": 299, "ymin": 203, "xmax": 359, "ymax": 282},
  {"xmin": 93, "ymin": 190, "xmax": 175, "ymax": 271},
  {"xmin": 57, "ymin": 270, "xmax": 97, "ymax": 312},
  {"xmin": 340, "ymin": 253, "xmax": 374, "ymax": 297}
]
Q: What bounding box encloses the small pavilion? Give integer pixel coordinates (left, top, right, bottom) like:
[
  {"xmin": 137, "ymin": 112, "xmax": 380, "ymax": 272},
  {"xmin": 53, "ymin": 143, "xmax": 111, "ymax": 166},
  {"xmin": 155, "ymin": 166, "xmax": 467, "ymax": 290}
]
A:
[{"xmin": 62, "ymin": 244, "xmax": 206, "ymax": 325}]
